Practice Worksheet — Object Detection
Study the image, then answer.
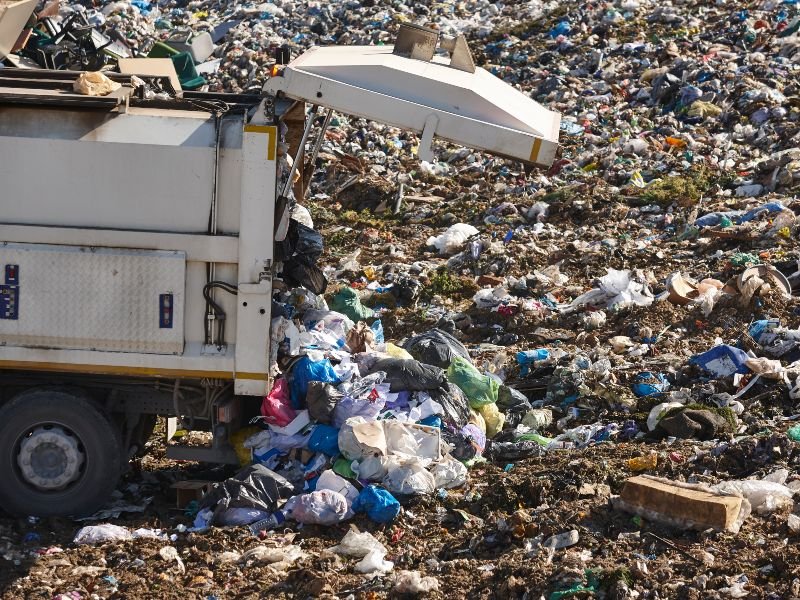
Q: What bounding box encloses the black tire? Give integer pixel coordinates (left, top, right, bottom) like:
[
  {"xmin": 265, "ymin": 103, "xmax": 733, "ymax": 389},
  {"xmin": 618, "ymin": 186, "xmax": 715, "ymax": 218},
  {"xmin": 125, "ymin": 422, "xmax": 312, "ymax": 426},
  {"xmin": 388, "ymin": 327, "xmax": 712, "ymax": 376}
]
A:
[{"xmin": 0, "ymin": 389, "xmax": 123, "ymax": 517}]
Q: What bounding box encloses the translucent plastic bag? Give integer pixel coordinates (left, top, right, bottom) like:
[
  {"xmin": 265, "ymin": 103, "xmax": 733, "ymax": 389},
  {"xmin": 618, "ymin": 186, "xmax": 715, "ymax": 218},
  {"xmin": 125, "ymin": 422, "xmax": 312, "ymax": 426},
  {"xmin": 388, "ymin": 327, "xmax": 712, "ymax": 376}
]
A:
[
  {"xmin": 477, "ymin": 402, "xmax": 505, "ymax": 438},
  {"xmin": 283, "ymin": 490, "xmax": 349, "ymax": 525},
  {"xmin": 333, "ymin": 395, "xmax": 387, "ymax": 428},
  {"xmin": 330, "ymin": 530, "xmax": 386, "ymax": 558},
  {"xmin": 431, "ymin": 455, "xmax": 468, "ymax": 489},
  {"xmin": 383, "ymin": 457, "xmax": 436, "ymax": 496},
  {"xmin": 447, "ymin": 357, "xmax": 499, "ymax": 408}
]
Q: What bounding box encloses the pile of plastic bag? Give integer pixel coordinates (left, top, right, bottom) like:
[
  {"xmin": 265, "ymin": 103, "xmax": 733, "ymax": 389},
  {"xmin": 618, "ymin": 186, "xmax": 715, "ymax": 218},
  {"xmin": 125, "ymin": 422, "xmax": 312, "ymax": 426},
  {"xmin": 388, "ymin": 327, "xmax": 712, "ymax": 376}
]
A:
[{"xmin": 195, "ymin": 290, "xmax": 526, "ymax": 530}]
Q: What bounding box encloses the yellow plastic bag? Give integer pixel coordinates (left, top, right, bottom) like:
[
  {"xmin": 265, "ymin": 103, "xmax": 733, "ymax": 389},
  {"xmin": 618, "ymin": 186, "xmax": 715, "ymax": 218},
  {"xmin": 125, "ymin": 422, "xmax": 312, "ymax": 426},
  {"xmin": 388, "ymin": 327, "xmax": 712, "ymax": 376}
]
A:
[
  {"xmin": 477, "ymin": 403, "xmax": 505, "ymax": 438},
  {"xmin": 73, "ymin": 71, "xmax": 121, "ymax": 97},
  {"xmin": 230, "ymin": 426, "xmax": 261, "ymax": 466},
  {"xmin": 384, "ymin": 342, "xmax": 413, "ymax": 360}
]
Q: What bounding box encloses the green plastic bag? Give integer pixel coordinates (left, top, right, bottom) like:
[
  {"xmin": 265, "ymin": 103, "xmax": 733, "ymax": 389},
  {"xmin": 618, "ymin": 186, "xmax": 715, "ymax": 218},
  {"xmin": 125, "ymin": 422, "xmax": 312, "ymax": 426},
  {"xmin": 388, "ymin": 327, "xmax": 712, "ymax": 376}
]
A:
[
  {"xmin": 330, "ymin": 287, "xmax": 374, "ymax": 323},
  {"xmin": 333, "ymin": 457, "xmax": 356, "ymax": 479},
  {"xmin": 447, "ymin": 356, "xmax": 499, "ymax": 408}
]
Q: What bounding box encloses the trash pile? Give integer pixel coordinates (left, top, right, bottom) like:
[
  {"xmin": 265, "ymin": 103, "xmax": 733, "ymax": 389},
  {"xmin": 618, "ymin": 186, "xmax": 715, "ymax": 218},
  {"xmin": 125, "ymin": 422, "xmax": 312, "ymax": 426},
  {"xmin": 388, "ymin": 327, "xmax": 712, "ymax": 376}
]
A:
[
  {"xmin": 194, "ymin": 294, "xmax": 490, "ymax": 540},
  {"xmin": 3, "ymin": 0, "xmax": 800, "ymax": 598}
]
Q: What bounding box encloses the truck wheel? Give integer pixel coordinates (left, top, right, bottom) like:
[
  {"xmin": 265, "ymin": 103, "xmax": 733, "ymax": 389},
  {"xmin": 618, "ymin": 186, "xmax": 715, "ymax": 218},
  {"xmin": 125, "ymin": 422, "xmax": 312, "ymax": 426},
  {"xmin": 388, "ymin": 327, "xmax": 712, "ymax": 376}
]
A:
[{"xmin": 0, "ymin": 390, "xmax": 123, "ymax": 517}]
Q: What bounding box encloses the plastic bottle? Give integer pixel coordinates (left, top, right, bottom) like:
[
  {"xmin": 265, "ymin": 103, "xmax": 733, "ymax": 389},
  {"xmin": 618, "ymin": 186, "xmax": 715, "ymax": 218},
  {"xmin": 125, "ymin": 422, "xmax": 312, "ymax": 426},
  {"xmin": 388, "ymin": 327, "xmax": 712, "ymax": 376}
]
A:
[
  {"xmin": 516, "ymin": 349, "xmax": 550, "ymax": 376},
  {"xmin": 248, "ymin": 511, "xmax": 285, "ymax": 535},
  {"xmin": 627, "ymin": 452, "xmax": 658, "ymax": 472}
]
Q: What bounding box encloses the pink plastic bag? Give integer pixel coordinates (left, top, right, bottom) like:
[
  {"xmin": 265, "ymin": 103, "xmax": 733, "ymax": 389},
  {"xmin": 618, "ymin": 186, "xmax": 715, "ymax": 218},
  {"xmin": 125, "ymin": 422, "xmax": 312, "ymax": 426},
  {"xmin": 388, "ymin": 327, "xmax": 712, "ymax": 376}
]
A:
[{"xmin": 261, "ymin": 378, "xmax": 297, "ymax": 426}]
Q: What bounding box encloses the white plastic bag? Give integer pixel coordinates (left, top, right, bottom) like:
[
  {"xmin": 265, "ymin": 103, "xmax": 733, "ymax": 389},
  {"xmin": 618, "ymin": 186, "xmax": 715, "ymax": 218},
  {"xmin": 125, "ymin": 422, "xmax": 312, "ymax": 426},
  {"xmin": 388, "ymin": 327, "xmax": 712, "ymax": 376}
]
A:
[
  {"xmin": 316, "ymin": 470, "xmax": 359, "ymax": 510},
  {"xmin": 159, "ymin": 546, "xmax": 186, "ymax": 574},
  {"xmin": 712, "ymin": 474, "xmax": 794, "ymax": 515},
  {"xmin": 355, "ymin": 549, "xmax": 394, "ymax": 575},
  {"xmin": 383, "ymin": 457, "xmax": 436, "ymax": 496},
  {"xmin": 426, "ymin": 223, "xmax": 479, "ymax": 255},
  {"xmin": 284, "ymin": 490, "xmax": 349, "ymax": 525},
  {"xmin": 240, "ymin": 545, "xmax": 306, "ymax": 571},
  {"xmin": 383, "ymin": 421, "xmax": 441, "ymax": 460},
  {"xmin": 646, "ymin": 401, "xmax": 684, "ymax": 431},
  {"xmin": 330, "ymin": 530, "xmax": 387, "ymax": 558},
  {"xmin": 431, "ymin": 455, "xmax": 468, "ymax": 489},
  {"xmin": 393, "ymin": 570, "xmax": 440, "ymax": 593},
  {"xmin": 352, "ymin": 455, "xmax": 388, "ymax": 481},
  {"xmin": 73, "ymin": 523, "xmax": 131, "ymax": 545}
]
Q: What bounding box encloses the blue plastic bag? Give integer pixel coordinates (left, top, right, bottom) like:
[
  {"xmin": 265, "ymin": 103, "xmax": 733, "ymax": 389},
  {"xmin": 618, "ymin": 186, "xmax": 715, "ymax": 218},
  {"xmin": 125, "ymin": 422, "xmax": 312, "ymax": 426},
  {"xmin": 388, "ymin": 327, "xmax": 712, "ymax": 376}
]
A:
[
  {"xmin": 694, "ymin": 201, "xmax": 784, "ymax": 228},
  {"xmin": 631, "ymin": 372, "xmax": 670, "ymax": 398},
  {"xmin": 290, "ymin": 356, "xmax": 340, "ymax": 409},
  {"xmin": 371, "ymin": 319, "xmax": 385, "ymax": 344},
  {"xmin": 417, "ymin": 415, "xmax": 442, "ymax": 429},
  {"xmin": 690, "ymin": 345, "xmax": 750, "ymax": 378},
  {"xmin": 307, "ymin": 424, "xmax": 341, "ymax": 456},
  {"xmin": 352, "ymin": 485, "xmax": 401, "ymax": 523}
]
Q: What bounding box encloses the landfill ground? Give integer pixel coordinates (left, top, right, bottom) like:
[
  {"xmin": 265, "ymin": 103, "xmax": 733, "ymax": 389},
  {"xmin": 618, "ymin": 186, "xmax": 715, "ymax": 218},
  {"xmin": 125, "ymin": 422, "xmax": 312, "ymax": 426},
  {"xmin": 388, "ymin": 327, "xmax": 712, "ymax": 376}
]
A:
[
  {"xmin": 3, "ymin": 0, "xmax": 800, "ymax": 598},
  {"xmin": 3, "ymin": 430, "xmax": 800, "ymax": 599}
]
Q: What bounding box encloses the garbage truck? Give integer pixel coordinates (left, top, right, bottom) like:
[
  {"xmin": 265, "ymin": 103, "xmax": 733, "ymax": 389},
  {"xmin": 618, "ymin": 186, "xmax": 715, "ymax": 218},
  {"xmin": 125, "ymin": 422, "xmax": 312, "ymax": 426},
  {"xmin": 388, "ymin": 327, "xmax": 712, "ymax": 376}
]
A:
[{"xmin": 0, "ymin": 24, "xmax": 560, "ymax": 516}]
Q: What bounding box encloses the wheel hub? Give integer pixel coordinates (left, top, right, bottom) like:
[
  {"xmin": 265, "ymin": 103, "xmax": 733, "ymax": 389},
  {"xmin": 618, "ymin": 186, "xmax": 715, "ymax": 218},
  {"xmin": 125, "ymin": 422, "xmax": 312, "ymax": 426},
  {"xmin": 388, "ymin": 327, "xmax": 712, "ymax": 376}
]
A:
[{"xmin": 17, "ymin": 426, "xmax": 85, "ymax": 490}]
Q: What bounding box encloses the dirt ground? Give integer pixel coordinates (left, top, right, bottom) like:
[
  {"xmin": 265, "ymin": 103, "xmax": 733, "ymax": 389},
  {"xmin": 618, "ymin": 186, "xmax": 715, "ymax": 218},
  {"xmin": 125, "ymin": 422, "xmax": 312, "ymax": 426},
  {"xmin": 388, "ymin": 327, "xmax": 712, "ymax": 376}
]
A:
[{"xmin": 2, "ymin": 432, "xmax": 800, "ymax": 599}]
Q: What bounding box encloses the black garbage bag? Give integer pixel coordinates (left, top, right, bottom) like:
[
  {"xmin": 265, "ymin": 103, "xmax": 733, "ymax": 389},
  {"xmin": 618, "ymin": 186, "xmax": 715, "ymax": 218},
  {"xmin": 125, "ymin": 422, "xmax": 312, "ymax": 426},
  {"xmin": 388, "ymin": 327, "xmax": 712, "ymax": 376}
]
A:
[
  {"xmin": 199, "ymin": 464, "xmax": 296, "ymax": 525},
  {"xmin": 276, "ymin": 218, "xmax": 324, "ymax": 262},
  {"xmin": 364, "ymin": 358, "xmax": 447, "ymax": 392},
  {"xmin": 306, "ymin": 381, "xmax": 343, "ymax": 424},
  {"xmin": 428, "ymin": 383, "xmax": 471, "ymax": 428},
  {"xmin": 486, "ymin": 440, "xmax": 546, "ymax": 461},
  {"xmin": 496, "ymin": 385, "xmax": 531, "ymax": 411},
  {"xmin": 441, "ymin": 427, "xmax": 479, "ymax": 462},
  {"xmin": 403, "ymin": 328, "xmax": 471, "ymax": 369},
  {"xmin": 291, "ymin": 220, "xmax": 324, "ymax": 260},
  {"xmin": 391, "ymin": 276, "xmax": 422, "ymax": 307},
  {"xmin": 282, "ymin": 255, "xmax": 327, "ymax": 295},
  {"xmin": 496, "ymin": 385, "xmax": 532, "ymax": 428}
]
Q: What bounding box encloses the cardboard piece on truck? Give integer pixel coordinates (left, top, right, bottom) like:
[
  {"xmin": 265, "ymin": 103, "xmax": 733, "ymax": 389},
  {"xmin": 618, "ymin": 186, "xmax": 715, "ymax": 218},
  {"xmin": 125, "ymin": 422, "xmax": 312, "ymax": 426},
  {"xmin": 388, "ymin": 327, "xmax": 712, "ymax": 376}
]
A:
[
  {"xmin": 3, "ymin": 51, "xmax": 38, "ymax": 68},
  {"xmin": 0, "ymin": 0, "xmax": 37, "ymax": 60},
  {"xmin": 118, "ymin": 57, "xmax": 182, "ymax": 92}
]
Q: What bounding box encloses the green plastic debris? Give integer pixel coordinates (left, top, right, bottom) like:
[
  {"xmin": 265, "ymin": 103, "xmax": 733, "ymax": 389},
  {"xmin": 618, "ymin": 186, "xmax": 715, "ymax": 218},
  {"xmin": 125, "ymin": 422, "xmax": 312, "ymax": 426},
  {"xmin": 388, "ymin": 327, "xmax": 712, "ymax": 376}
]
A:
[
  {"xmin": 549, "ymin": 570, "xmax": 600, "ymax": 599},
  {"xmin": 730, "ymin": 252, "xmax": 759, "ymax": 267},
  {"xmin": 329, "ymin": 286, "xmax": 374, "ymax": 323},
  {"xmin": 787, "ymin": 425, "xmax": 800, "ymax": 442},
  {"xmin": 333, "ymin": 457, "xmax": 356, "ymax": 479},
  {"xmin": 515, "ymin": 432, "xmax": 553, "ymax": 446},
  {"xmin": 719, "ymin": 215, "xmax": 733, "ymax": 228},
  {"xmin": 446, "ymin": 356, "xmax": 499, "ymax": 408}
]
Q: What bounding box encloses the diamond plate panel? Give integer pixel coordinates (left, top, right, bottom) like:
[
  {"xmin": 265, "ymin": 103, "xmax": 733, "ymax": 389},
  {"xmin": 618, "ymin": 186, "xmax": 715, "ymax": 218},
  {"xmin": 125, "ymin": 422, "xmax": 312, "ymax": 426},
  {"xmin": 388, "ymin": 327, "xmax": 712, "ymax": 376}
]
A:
[{"xmin": 0, "ymin": 243, "xmax": 185, "ymax": 354}]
